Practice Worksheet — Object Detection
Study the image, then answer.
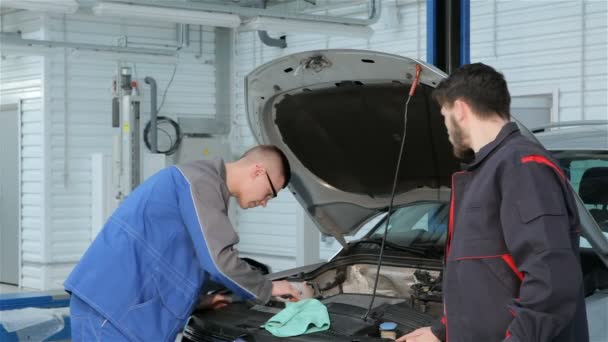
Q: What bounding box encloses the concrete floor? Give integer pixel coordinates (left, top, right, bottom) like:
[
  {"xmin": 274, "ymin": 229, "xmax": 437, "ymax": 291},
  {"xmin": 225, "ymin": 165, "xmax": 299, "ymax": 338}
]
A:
[{"xmin": 0, "ymin": 282, "xmax": 35, "ymax": 293}]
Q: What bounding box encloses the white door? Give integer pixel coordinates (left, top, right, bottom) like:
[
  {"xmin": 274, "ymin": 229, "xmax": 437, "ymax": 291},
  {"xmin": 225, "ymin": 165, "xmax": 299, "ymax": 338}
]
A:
[{"xmin": 0, "ymin": 104, "xmax": 20, "ymax": 285}]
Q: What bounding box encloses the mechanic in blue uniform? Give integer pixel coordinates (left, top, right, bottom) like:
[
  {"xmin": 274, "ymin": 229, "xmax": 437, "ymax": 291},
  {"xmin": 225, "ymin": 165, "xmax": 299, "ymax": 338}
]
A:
[
  {"xmin": 65, "ymin": 145, "xmax": 301, "ymax": 341},
  {"xmin": 398, "ymin": 64, "xmax": 589, "ymax": 342}
]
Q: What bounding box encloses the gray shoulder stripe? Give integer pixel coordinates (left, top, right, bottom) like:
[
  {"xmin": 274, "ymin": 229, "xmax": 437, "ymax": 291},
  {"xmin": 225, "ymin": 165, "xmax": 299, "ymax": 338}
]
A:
[{"xmin": 174, "ymin": 166, "xmax": 257, "ymax": 298}]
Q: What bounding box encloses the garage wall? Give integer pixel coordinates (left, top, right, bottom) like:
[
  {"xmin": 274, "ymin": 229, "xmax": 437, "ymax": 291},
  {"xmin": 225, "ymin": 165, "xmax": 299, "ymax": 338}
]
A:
[
  {"xmin": 232, "ymin": 0, "xmax": 608, "ymax": 271},
  {"xmin": 0, "ymin": 11, "xmax": 46, "ymax": 289},
  {"xmin": 23, "ymin": 13, "xmax": 218, "ymax": 290},
  {"xmin": 470, "ymin": 0, "xmax": 607, "ymax": 122}
]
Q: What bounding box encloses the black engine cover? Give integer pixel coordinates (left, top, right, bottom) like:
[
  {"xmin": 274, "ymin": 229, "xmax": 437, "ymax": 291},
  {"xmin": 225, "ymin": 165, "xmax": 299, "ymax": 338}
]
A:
[{"xmin": 183, "ymin": 299, "xmax": 434, "ymax": 342}]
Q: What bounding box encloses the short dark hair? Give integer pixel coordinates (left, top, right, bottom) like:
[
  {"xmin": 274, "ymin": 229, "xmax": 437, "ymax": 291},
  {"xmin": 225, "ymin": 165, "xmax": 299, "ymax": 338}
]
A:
[
  {"xmin": 241, "ymin": 145, "xmax": 291, "ymax": 188},
  {"xmin": 432, "ymin": 63, "xmax": 511, "ymax": 121}
]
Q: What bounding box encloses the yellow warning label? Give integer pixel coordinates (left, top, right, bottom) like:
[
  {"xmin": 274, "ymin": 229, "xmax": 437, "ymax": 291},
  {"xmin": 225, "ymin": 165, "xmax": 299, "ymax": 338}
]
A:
[
  {"xmin": 123, "ymin": 122, "xmax": 130, "ymax": 133},
  {"xmin": 203, "ymin": 148, "xmax": 210, "ymax": 155}
]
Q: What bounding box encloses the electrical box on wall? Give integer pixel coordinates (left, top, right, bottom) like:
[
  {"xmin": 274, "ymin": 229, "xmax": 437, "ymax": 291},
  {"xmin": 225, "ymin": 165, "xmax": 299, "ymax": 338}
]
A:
[
  {"xmin": 175, "ymin": 135, "xmax": 232, "ymax": 164},
  {"xmin": 141, "ymin": 135, "xmax": 232, "ymax": 181}
]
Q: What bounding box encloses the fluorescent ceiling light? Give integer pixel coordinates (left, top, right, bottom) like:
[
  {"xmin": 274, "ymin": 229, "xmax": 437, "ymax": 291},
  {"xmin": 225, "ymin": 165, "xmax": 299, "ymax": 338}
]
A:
[
  {"xmin": 92, "ymin": 2, "xmax": 242, "ymax": 28},
  {"xmin": 241, "ymin": 16, "xmax": 374, "ymax": 39},
  {"xmin": 0, "ymin": 0, "xmax": 79, "ymax": 14}
]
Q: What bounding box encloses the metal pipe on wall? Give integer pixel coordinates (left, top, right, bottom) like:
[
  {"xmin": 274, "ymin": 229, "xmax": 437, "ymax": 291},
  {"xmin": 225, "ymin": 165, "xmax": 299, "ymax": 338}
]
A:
[
  {"xmin": 580, "ymin": 0, "xmax": 586, "ymax": 120},
  {"xmin": 176, "ymin": 23, "xmax": 190, "ymax": 50},
  {"xmin": 144, "ymin": 76, "xmax": 158, "ymax": 153},
  {"xmin": 63, "ymin": 14, "xmax": 70, "ymax": 188}
]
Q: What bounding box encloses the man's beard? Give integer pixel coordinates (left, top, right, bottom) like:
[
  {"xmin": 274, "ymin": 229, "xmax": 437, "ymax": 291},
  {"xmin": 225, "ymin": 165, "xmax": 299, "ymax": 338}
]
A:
[{"xmin": 449, "ymin": 116, "xmax": 474, "ymax": 160}]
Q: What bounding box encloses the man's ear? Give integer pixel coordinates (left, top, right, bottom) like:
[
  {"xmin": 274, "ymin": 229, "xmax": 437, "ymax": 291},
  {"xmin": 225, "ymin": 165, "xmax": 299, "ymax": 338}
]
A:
[
  {"xmin": 252, "ymin": 163, "xmax": 264, "ymax": 178},
  {"xmin": 247, "ymin": 163, "xmax": 258, "ymax": 180},
  {"xmin": 453, "ymin": 99, "xmax": 470, "ymax": 123}
]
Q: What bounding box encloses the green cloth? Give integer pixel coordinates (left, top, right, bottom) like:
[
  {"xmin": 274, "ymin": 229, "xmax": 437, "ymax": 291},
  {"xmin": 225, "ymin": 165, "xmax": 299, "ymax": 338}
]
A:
[{"xmin": 262, "ymin": 298, "xmax": 331, "ymax": 337}]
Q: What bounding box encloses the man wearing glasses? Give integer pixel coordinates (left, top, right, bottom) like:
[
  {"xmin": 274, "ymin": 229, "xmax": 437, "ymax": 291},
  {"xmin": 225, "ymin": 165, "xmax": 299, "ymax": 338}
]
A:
[{"xmin": 65, "ymin": 145, "xmax": 301, "ymax": 341}]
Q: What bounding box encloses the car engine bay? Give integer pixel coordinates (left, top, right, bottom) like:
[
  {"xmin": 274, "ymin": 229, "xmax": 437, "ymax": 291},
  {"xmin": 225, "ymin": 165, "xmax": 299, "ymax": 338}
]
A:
[{"xmin": 183, "ymin": 263, "xmax": 443, "ymax": 341}]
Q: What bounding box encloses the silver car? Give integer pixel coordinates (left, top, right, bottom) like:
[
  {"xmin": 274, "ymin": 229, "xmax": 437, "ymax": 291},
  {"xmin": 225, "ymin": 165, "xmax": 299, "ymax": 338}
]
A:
[{"xmin": 183, "ymin": 50, "xmax": 608, "ymax": 342}]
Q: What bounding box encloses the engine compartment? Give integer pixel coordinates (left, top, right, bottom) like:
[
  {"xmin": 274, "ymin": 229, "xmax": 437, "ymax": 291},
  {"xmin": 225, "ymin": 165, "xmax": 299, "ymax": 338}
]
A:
[
  {"xmin": 184, "ymin": 297, "xmax": 437, "ymax": 342},
  {"xmin": 280, "ymin": 263, "xmax": 443, "ymax": 316},
  {"xmin": 184, "ymin": 262, "xmax": 443, "ymax": 341}
]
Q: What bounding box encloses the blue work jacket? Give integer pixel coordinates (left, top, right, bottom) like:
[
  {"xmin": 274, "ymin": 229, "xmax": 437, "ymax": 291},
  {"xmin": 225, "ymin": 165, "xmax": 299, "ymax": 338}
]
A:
[{"xmin": 65, "ymin": 159, "xmax": 272, "ymax": 341}]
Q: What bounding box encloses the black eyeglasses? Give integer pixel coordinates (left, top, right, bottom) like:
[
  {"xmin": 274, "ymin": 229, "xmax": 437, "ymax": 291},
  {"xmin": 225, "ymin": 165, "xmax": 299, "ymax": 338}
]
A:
[{"xmin": 265, "ymin": 171, "xmax": 277, "ymax": 199}]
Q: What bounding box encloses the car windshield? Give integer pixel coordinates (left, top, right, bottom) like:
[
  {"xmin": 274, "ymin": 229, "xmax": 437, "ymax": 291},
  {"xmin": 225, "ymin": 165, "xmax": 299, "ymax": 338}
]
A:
[
  {"xmin": 365, "ymin": 150, "xmax": 608, "ymax": 252},
  {"xmin": 367, "ymin": 202, "xmax": 448, "ymax": 250}
]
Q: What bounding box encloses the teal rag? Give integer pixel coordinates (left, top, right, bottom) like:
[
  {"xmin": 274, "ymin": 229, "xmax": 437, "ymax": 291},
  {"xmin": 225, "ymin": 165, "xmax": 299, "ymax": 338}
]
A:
[{"xmin": 263, "ymin": 298, "xmax": 330, "ymax": 337}]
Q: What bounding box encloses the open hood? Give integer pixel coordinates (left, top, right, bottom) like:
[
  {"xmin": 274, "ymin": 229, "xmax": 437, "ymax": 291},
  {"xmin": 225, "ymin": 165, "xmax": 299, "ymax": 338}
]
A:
[{"xmin": 246, "ymin": 50, "xmax": 460, "ymax": 244}]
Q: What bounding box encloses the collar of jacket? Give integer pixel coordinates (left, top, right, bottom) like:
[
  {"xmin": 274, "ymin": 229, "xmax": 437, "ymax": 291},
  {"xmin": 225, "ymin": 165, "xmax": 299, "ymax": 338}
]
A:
[
  {"xmin": 216, "ymin": 158, "xmax": 230, "ymax": 205},
  {"xmin": 218, "ymin": 158, "xmax": 227, "ymax": 183},
  {"xmin": 464, "ymin": 122, "xmax": 520, "ymax": 171}
]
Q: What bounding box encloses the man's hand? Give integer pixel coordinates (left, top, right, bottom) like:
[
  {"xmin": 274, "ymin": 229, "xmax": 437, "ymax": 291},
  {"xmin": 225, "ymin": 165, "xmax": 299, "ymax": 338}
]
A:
[
  {"xmin": 197, "ymin": 294, "xmax": 231, "ymax": 310},
  {"xmin": 396, "ymin": 327, "xmax": 440, "ymax": 342},
  {"xmin": 271, "ymin": 280, "xmax": 301, "ymax": 302}
]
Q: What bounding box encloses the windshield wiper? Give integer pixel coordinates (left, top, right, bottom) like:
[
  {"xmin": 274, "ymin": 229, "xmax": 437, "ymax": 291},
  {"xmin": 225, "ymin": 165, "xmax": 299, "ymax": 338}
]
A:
[{"xmin": 350, "ymin": 237, "xmax": 429, "ymax": 257}]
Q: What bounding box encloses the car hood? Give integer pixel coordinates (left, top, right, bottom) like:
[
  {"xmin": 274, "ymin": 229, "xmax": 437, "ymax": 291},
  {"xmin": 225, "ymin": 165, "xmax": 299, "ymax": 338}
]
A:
[{"xmin": 245, "ymin": 49, "xmax": 460, "ymax": 244}]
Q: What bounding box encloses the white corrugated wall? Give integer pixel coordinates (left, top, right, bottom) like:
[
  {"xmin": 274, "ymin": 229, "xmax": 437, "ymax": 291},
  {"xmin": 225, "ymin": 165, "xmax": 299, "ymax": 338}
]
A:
[
  {"xmin": 19, "ymin": 98, "xmax": 46, "ymax": 289},
  {"xmin": 0, "ymin": 11, "xmax": 46, "ymax": 289},
  {"xmin": 42, "ymin": 14, "xmax": 219, "ymax": 289},
  {"xmin": 471, "ymin": 0, "xmax": 607, "ymax": 121},
  {"xmin": 232, "ymin": 0, "xmax": 608, "ymax": 270}
]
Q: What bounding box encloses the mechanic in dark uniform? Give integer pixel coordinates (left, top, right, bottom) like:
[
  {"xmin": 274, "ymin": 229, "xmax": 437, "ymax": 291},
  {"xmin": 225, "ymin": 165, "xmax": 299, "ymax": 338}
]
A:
[{"xmin": 398, "ymin": 63, "xmax": 589, "ymax": 342}]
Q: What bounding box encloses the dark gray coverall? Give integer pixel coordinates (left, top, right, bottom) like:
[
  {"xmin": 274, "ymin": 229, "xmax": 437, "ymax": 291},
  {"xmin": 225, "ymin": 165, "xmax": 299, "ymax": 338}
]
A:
[{"xmin": 431, "ymin": 123, "xmax": 589, "ymax": 342}]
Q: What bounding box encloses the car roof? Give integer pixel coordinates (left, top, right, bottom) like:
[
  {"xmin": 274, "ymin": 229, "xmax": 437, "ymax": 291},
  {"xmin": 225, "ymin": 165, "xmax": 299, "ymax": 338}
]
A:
[{"xmin": 534, "ymin": 124, "xmax": 608, "ymax": 151}]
